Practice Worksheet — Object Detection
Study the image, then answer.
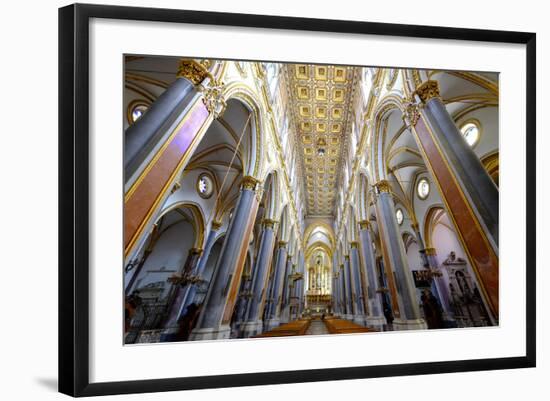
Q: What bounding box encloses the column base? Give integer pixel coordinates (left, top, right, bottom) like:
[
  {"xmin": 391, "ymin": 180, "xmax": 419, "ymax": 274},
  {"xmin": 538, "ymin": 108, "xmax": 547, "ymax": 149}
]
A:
[
  {"xmin": 364, "ymin": 316, "xmax": 387, "ymax": 330},
  {"xmin": 343, "ymin": 314, "xmax": 354, "ymax": 321},
  {"xmin": 188, "ymin": 325, "xmax": 232, "ymax": 341},
  {"xmin": 240, "ymin": 321, "xmax": 263, "ymax": 338},
  {"xmin": 352, "ymin": 315, "xmax": 367, "ymax": 326},
  {"xmin": 392, "ymin": 318, "xmax": 428, "ymax": 331},
  {"xmin": 264, "ymin": 318, "xmax": 280, "ymax": 331}
]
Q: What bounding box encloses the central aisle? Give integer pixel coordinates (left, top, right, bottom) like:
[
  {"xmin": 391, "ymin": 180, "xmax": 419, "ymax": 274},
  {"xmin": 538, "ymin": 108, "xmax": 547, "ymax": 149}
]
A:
[{"xmin": 305, "ymin": 319, "xmax": 329, "ymax": 335}]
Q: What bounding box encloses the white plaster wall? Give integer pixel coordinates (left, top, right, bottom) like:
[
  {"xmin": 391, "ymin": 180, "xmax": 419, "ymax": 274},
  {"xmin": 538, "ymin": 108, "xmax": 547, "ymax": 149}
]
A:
[{"xmin": 134, "ymin": 219, "xmax": 195, "ymax": 298}]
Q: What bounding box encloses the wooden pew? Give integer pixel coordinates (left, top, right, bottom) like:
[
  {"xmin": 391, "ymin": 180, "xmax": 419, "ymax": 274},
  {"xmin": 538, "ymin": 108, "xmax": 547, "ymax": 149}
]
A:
[
  {"xmin": 253, "ymin": 319, "xmax": 311, "ymax": 338},
  {"xmin": 324, "ymin": 318, "xmax": 378, "ymax": 334}
]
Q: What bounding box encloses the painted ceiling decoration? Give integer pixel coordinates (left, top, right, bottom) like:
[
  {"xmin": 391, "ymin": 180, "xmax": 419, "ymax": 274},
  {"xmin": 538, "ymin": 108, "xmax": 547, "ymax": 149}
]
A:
[{"xmin": 283, "ymin": 64, "xmax": 359, "ymax": 217}]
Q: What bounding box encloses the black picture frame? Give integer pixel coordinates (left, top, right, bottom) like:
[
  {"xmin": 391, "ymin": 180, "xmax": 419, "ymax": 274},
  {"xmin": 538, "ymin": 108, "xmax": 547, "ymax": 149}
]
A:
[{"xmin": 59, "ymin": 3, "xmax": 536, "ymax": 397}]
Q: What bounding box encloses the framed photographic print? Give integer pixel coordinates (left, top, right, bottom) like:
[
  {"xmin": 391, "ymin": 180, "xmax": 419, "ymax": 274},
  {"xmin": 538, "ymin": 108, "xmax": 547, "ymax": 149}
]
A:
[{"xmin": 58, "ymin": 3, "xmax": 536, "ymax": 397}]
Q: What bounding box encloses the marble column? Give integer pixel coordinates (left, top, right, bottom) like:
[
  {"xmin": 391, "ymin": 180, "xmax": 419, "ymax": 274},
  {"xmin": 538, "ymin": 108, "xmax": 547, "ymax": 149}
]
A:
[
  {"xmin": 124, "ymin": 60, "xmax": 222, "ymax": 259},
  {"xmin": 332, "ymin": 272, "xmax": 340, "ymax": 315},
  {"xmin": 296, "ymin": 252, "xmax": 305, "ymax": 316},
  {"xmin": 279, "ymin": 258, "xmax": 293, "ymax": 324},
  {"xmin": 160, "ymin": 247, "xmax": 203, "ymax": 341},
  {"xmin": 350, "ymin": 242, "xmax": 367, "ymax": 325},
  {"xmin": 339, "ymin": 264, "xmax": 347, "ymax": 316},
  {"xmin": 343, "ymin": 255, "xmax": 354, "ymax": 320},
  {"xmin": 374, "ymin": 180, "xmax": 426, "ymax": 330},
  {"xmin": 190, "ymin": 176, "xmax": 260, "ymax": 340},
  {"xmin": 358, "ymin": 220, "xmax": 387, "ymax": 328},
  {"xmin": 179, "ymin": 221, "xmax": 222, "ymax": 311},
  {"xmin": 241, "ymin": 219, "xmax": 278, "ymax": 337},
  {"xmin": 410, "ymin": 222, "xmax": 451, "ymax": 324},
  {"xmin": 233, "ymin": 273, "xmax": 253, "ymax": 334},
  {"xmin": 265, "ymin": 241, "xmax": 288, "ymax": 330},
  {"xmin": 408, "ymin": 80, "xmax": 499, "ymax": 320},
  {"xmin": 125, "ymin": 73, "xmax": 194, "ymax": 179},
  {"xmin": 423, "ymin": 247, "xmax": 456, "ymax": 326}
]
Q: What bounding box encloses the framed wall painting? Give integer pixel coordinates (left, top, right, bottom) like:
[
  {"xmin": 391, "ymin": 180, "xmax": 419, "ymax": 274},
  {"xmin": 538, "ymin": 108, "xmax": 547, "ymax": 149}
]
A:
[{"xmin": 58, "ymin": 3, "xmax": 536, "ymax": 397}]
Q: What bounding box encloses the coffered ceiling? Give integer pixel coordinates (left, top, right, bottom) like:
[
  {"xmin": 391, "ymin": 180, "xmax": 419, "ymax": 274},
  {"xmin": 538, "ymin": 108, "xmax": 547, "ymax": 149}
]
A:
[{"xmin": 283, "ymin": 63, "xmax": 359, "ymax": 216}]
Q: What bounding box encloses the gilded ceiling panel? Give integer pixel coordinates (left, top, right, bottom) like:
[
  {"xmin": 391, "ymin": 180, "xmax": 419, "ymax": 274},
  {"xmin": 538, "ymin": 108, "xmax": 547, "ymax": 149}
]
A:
[{"xmin": 283, "ymin": 64, "xmax": 359, "ymax": 216}]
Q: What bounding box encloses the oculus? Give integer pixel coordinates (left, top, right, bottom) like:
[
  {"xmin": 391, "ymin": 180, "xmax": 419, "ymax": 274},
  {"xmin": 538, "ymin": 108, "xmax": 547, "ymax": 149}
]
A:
[
  {"xmin": 396, "ymin": 208, "xmax": 404, "ymax": 225},
  {"xmin": 197, "ymin": 173, "xmax": 214, "ymax": 199},
  {"xmin": 417, "ymin": 177, "xmax": 430, "ymax": 200},
  {"xmin": 460, "ymin": 120, "xmax": 481, "ymax": 147}
]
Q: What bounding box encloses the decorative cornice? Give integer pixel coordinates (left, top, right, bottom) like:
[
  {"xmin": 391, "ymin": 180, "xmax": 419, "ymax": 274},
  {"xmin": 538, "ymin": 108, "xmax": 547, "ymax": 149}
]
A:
[
  {"xmin": 358, "ymin": 220, "xmax": 371, "ymax": 230},
  {"xmin": 414, "ymin": 80, "xmax": 441, "ymax": 103},
  {"xmin": 241, "ymin": 175, "xmax": 260, "ymax": 191},
  {"xmin": 374, "ymin": 180, "xmax": 392, "ymax": 194}
]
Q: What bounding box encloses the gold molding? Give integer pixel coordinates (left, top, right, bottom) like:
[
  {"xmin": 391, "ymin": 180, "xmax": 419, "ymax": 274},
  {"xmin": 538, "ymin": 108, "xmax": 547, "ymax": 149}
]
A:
[{"xmin": 358, "ymin": 220, "xmax": 371, "ymax": 230}]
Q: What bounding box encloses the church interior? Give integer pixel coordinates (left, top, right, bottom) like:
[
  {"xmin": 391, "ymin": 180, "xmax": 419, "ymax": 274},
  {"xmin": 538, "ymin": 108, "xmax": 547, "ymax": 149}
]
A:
[{"xmin": 123, "ymin": 57, "xmax": 499, "ymax": 343}]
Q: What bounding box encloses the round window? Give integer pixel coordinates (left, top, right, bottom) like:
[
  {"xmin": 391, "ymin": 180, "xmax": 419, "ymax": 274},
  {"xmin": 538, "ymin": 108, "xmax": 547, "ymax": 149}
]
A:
[
  {"xmin": 460, "ymin": 121, "xmax": 481, "ymax": 147},
  {"xmin": 130, "ymin": 103, "xmax": 148, "ymax": 123},
  {"xmin": 396, "ymin": 208, "xmax": 404, "ymax": 225},
  {"xmin": 417, "ymin": 178, "xmax": 430, "ymax": 200},
  {"xmin": 197, "ymin": 173, "xmax": 214, "ymax": 199}
]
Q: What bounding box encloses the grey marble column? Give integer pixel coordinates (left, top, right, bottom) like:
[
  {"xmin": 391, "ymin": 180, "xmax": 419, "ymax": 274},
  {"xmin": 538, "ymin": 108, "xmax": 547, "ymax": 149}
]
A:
[
  {"xmin": 160, "ymin": 247, "xmax": 203, "ymax": 341},
  {"xmin": 190, "ymin": 178, "xmax": 259, "ymax": 340},
  {"xmin": 296, "ymin": 252, "xmax": 305, "ymax": 316},
  {"xmin": 265, "ymin": 241, "xmax": 288, "ymax": 330},
  {"xmin": 241, "ymin": 219, "xmax": 277, "ymax": 337},
  {"xmin": 233, "ymin": 274, "xmax": 252, "ymax": 333},
  {"xmin": 180, "ymin": 222, "xmax": 221, "ymax": 311},
  {"xmin": 350, "ymin": 242, "xmax": 366, "ymax": 324},
  {"xmin": 332, "ymin": 273, "xmax": 340, "ymax": 315},
  {"xmin": 358, "ymin": 221, "xmax": 386, "ymax": 328},
  {"xmin": 339, "ymin": 264, "xmax": 347, "ymax": 316},
  {"xmin": 415, "ymin": 81, "xmax": 498, "ymax": 251},
  {"xmin": 279, "ymin": 258, "xmax": 293, "ymax": 324},
  {"xmin": 125, "ymin": 73, "xmax": 196, "ymax": 182},
  {"xmin": 424, "ymin": 247, "xmax": 455, "ymax": 326},
  {"xmin": 343, "ymin": 255, "xmax": 354, "ymax": 319},
  {"xmin": 374, "ymin": 181, "xmax": 426, "ymax": 330}
]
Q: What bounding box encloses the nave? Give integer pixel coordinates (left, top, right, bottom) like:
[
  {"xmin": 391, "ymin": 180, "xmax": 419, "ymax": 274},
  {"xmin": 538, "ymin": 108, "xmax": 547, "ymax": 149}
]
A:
[{"xmin": 123, "ymin": 57, "xmax": 499, "ymax": 344}]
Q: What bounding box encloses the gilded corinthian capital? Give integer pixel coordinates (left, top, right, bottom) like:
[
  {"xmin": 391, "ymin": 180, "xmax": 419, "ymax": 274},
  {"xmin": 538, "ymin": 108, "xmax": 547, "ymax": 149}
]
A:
[
  {"xmin": 176, "ymin": 59, "xmax": 213, "ymax": 85},
  {"xmin": 374, "ymin": 180, "xmax": 392, "ymax": 194},
  {"xmin": 262, "ymin": 218, "xmax": 278, "ymax": 229},
  {"xmin": 358, "ymin": 220, "xmax": 371, "ymax": 230},
  {"xmin": 414, "ymin": 80, "xmax": 441, "ymax": 103},
  {"xmin": 241, "ymin": 176, "xmax": 260, "ymax": 191}
]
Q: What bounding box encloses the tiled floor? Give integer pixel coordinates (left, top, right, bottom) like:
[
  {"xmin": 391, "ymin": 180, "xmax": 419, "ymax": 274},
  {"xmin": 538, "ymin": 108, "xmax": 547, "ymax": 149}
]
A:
[{"xmin": 305, "ymin": 319, "xmax": 329, "ymax": 335}]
